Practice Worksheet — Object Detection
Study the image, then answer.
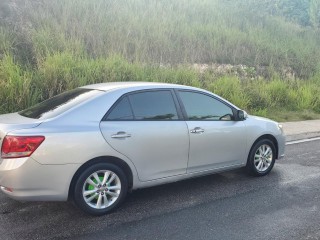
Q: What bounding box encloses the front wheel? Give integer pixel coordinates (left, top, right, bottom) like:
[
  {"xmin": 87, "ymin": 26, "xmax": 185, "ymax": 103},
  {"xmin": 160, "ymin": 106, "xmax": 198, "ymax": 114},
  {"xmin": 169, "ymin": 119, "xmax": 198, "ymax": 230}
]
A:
[
  {"xmin": 73, "ymin": 163, "xmax": 128, "ymax": 216},
  {"xmin": 246, "ymin": 139, "xmax": 276, "ymax": 176}
]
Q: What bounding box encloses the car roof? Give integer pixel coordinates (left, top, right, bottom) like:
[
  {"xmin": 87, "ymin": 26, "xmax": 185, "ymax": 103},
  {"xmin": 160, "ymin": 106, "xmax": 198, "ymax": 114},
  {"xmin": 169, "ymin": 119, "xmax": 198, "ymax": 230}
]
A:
[
  {"xmin": 80, "ymin": 82, "xmax": 196, "ymax": 91},
  {"xmin": 80, "ymin": 82, "xmax": 241, "ymax": 110}
]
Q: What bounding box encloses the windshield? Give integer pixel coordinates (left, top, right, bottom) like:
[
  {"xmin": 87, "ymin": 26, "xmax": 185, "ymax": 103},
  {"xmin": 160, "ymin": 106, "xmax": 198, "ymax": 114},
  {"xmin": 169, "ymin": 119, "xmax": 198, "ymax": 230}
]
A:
[{"xmin": 19, "ymin": 88, "xmax": 102, "ymax": 119}]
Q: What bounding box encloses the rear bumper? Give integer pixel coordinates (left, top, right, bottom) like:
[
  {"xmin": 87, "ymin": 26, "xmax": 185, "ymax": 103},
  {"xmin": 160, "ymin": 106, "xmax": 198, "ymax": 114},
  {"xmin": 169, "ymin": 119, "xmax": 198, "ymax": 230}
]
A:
[{"xmin": 0, "ymin": 157, "xmax": 80, "ymax": 201}]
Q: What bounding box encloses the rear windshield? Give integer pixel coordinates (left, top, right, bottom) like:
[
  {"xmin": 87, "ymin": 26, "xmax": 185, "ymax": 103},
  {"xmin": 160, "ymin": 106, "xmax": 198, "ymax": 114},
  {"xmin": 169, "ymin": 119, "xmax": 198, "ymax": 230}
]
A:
[{"xmin": 19, "ymin": 88, "xmax": 102, "ymax": 119}]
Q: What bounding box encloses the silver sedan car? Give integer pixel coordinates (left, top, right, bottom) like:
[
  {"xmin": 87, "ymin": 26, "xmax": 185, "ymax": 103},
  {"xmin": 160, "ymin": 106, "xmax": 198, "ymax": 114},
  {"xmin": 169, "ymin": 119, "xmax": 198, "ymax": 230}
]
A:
[{"xmin": 0, "ymin": 82, "xmax": 285, "ymax": 215}]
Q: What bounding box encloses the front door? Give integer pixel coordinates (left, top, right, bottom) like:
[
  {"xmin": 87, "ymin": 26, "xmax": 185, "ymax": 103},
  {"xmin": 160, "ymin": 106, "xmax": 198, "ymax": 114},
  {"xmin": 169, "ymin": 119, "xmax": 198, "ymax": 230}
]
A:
[{"xmin": 177, "ymin": 90, "xmax": 247, "ymax": 173}]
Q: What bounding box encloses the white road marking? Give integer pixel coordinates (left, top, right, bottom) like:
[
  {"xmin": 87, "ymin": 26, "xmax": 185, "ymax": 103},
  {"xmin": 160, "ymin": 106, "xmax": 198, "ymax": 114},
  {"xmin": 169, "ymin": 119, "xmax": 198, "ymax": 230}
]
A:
[{"xmin": 286, "ymin": 137, "xmax": 320, "ymax": 145}]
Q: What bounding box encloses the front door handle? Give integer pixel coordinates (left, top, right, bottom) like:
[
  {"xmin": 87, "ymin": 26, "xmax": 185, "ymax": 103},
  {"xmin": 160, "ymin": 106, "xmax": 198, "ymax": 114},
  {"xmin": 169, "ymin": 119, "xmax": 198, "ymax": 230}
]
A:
[
  {"xmin": 111, "ymin": 131, "xmax": 132, "ymax": 139},
  {"xmin": 190, "ymin": 127, "xmax": 204, "ymax": 134}
]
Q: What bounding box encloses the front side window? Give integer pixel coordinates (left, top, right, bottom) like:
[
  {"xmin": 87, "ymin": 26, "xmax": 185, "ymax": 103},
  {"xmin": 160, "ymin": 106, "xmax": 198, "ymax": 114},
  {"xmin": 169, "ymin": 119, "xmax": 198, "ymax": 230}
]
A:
[{"xmin": 178, "ymin": 91, "xmax": 234, "ymax": 121}]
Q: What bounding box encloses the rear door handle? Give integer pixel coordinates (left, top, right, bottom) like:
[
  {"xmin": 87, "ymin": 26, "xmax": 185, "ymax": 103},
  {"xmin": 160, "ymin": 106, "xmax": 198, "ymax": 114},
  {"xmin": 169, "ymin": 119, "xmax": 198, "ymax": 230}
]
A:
[
  {"xmin": 190, "ymin": 127, "xmax": 204, "ymax": 134},
  {"xmin": 111, "ymin": 131, "xmax": 132, "ymax": 138}
]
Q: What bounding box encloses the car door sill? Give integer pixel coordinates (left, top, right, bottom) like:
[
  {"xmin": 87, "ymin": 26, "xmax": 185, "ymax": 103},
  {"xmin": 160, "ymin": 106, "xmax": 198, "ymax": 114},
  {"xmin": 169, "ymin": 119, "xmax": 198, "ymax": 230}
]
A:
[
  {"xmin": 134, "ymin": 163, "xmax": 245, "ymax": 190},
  {"xmin": 187, "ymin": 163, "xmax": 245, "ymax": 175}
]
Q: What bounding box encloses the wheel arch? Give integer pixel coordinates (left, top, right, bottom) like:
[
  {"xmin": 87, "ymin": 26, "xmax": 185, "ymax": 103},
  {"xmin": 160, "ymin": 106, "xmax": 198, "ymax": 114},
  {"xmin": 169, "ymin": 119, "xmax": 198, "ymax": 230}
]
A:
[
  {"xmin": 68, "ymin": 156, "xmax": 134, "ymax": 200},
  {"xmin": 248, "ymin": 134, "xmax": 279, "ymax": 162}
]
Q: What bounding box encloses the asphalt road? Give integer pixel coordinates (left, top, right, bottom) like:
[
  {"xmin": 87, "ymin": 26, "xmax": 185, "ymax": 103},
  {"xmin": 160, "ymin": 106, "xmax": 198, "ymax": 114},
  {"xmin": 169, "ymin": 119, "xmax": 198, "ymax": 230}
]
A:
[{"xmin": 1, "ymin": 140, "xmax": 320, "ymax": 240}]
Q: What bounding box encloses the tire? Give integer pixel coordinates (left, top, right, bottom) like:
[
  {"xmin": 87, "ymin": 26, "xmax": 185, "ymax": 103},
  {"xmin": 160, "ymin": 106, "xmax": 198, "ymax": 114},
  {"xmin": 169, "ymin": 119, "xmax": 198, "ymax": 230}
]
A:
[
  {"xmin": 246, "ymin": 139, "xmax": 276, "ymax": 176},
  {"xmin": 73, "ymin": 163, "xmax": 128, "ymax": 216}
]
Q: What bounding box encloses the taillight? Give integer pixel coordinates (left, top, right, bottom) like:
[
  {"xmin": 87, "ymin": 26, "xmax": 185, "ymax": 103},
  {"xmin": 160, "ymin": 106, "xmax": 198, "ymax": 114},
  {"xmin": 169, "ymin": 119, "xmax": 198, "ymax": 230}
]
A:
[{"xmin": 1, "ymin": 136, "xmax": 45, "ymax": 159}]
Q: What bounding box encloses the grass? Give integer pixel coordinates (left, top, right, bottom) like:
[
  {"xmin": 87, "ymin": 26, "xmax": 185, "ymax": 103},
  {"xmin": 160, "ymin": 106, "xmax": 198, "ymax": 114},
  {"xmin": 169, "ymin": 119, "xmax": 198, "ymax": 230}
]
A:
[
  {"xmin": 265, "ymin": 110, "xmax": 320, "ymax": 122},
  {"xmin": 1, "ymin": 54, "xmax": 319, "ymax": 122},
  {"xmin": 0, "ymin": 0, "xmax": 320, "ymax": 121},
  {"xmin": 2, "ymin": 0, "xmax": 320, "ymax": 77}
]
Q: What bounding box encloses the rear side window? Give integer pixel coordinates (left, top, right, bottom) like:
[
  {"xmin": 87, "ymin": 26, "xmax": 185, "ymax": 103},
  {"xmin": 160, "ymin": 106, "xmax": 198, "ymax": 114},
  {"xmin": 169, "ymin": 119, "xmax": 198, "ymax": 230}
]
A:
[
  {"xmin": 19, "ymin": 88, "xmax": 101, "ymax": 119},
  {"xmin": 129, "ymin": 91, "xmax": 178, "ymax": 120},
  {"xmin": 106, "ymin": 90, "xmax": 179, "ymax": 120}
]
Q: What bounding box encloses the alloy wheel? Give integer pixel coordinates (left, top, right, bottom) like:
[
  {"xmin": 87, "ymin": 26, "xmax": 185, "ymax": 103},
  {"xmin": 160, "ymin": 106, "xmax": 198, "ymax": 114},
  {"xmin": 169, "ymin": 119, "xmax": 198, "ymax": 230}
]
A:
[
  {"xmin": 82, "ymin": 170, "xmax": 121, "ymax": 209},
  {"xmin": 254, "ymin": 144, "xmax": 273, "ymax": 172}
]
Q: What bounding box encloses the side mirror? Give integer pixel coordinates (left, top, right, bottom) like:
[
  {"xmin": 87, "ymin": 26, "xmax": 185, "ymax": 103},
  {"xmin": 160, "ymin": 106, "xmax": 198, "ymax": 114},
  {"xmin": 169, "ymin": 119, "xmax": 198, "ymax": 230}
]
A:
[{"xmin": 237, "ymin": 110, "xmax": 247, "ymax": 121}]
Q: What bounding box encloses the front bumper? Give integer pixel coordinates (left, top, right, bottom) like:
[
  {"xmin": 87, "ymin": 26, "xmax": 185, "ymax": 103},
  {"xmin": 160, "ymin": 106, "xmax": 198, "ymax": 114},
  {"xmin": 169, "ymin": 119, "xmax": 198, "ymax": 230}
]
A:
[
  {"xmin": 0, "ymin": 157, "xmax": 80, "ymax": 201},
  {"xmin": 276, "ymin": 133, "xmax": 286, "ymax": 160}
]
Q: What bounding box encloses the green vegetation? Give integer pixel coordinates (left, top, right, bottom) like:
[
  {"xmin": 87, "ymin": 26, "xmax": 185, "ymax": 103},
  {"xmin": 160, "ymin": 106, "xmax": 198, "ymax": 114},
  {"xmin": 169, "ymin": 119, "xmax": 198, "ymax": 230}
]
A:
[
  {"xmin": 253, "ymin": 0, "xmax": 320, "ymax": 28},
  {"xmin": 0, "ymin": 0, "xmax": 320, "ymax": 122}
]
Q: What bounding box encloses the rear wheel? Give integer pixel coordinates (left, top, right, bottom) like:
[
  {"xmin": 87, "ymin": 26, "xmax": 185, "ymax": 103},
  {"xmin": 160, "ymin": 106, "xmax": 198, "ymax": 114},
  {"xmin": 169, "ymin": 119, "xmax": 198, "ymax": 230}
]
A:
[
  {"xmin": 73, "ymin": 163, "xmax": 128, "ymax": 216},
  {"xmin": 246, "ymin": 139, "xmax": 276, "ymax": 176}
]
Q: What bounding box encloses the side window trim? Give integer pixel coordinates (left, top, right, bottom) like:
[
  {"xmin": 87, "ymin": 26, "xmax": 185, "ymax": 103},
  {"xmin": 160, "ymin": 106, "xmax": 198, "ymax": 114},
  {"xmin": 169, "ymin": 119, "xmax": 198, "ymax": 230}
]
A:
[
  {"xmin": 169, "ymin": 89, "xmax": 184, "ymax": 120},
  {"xmin": 126, "ymin": 95, "xmax": 135, "ymax": 119},
  {"xmin": 102, "ymin": 88, "xmax": 184, "ymax": 121},
  {"xmin": 174, "ymin": 89, "xmax": 237, "ymax": 121}
]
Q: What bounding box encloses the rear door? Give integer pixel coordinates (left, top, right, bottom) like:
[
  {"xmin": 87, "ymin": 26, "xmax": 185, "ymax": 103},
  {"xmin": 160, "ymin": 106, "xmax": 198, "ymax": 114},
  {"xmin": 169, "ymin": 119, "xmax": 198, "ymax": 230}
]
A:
[{"xmin": 100, "ymin": 89, "xmax": 189, "ymax": 181}]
